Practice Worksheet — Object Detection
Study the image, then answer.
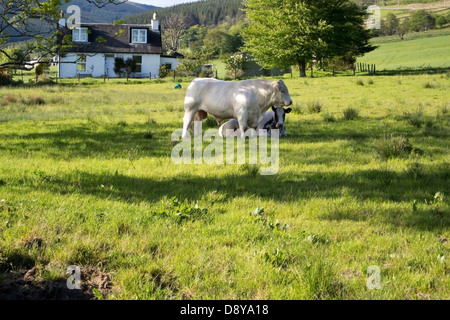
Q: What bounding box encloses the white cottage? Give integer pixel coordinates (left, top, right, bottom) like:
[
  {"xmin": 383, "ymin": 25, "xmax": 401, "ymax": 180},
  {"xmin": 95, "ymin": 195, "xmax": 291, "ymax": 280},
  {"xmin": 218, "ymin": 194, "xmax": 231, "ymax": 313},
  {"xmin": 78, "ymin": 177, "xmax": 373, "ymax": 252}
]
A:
[{"xmin": 58, "ymin": 14, "xmax": 181, "ymax": 78}]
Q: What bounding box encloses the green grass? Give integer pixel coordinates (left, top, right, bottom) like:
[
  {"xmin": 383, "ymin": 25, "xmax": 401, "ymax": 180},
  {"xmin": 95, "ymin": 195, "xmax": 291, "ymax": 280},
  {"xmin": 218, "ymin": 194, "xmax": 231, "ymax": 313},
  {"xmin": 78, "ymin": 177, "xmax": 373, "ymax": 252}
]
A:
[
  {"xmin": 358, "ymin": 34, "xmax": 450, "ymax": 70},
  {"xmin": 0, "ymin": 74, "xmax": 449, "ymax": 300}
]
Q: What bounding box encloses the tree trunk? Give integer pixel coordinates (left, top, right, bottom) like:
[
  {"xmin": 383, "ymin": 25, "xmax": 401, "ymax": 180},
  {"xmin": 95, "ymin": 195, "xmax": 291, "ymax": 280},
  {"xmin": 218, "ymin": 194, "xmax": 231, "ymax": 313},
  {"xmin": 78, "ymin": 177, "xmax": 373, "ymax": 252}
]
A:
[{"xmin": 298, "ymin": 60, "xmax": 306, "ymax": 77}]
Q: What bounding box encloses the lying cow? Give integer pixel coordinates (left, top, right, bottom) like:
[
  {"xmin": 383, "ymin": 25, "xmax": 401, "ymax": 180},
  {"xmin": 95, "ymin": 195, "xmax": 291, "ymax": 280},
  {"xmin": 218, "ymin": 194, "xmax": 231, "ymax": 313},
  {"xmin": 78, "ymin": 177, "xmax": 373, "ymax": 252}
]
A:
[
  {"xmin": 182, "ymin": 78, "xmax": 292, "ymax": 138},
  {"xmin": 219, "ymin": 106, "xmax": 292, "ymax": 138}
]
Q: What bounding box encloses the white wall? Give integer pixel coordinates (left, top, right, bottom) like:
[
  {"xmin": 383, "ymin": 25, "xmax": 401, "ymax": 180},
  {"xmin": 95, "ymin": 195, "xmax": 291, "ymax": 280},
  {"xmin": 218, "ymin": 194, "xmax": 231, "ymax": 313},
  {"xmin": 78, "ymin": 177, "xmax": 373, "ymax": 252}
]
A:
[
  {"xmin": 87, "ymin": 54, "xmax": 105, "ymax": 78},
  {"xmin": 160, "ymin": 57, "xmax": 181, "ymax": 71},
  {"xmin": 59, "ymin": 53, "xmax": 77, "ymax": 78},
  {"xmin": 59, "ymin": 53, "xmax": 105, "ymax": 78},
  {"xmin": 59, "ymin": 53, "xmax": 163, "ymax": 78}
]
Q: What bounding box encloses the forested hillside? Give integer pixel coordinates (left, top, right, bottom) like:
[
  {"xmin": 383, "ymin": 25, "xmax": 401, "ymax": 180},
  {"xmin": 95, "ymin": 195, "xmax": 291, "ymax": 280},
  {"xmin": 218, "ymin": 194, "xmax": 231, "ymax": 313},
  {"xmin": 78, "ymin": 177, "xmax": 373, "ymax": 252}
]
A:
[
  {"xmin": 125, "ymin": 0, "xmax": 446, "ymax": 27},
  {"xmin": 125, "ymin": 0, "xmax": 245, "ymax": 26}
]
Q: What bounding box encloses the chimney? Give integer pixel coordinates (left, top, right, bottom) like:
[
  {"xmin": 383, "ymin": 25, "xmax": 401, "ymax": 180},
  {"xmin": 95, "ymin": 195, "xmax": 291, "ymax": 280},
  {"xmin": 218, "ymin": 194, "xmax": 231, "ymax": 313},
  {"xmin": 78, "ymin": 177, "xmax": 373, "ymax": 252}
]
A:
[
  {"xmin": 58, "ymin": 10, "xmax": 66, "ymax": 28},
  {"xmin": 151, "ymin": 12, "xmax": 159, "ymax": 31}
]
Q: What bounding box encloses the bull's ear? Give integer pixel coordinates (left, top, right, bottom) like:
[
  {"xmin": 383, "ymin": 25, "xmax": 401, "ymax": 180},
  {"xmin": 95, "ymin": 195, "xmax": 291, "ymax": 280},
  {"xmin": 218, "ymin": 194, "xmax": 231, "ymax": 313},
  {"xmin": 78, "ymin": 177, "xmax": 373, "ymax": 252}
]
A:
[
  {"xmin": 271, "ymin": 106, "xmax": 276, "ymax": 112},
  {"xmin": 285, "ymin": 108, "xmax": 292, "ymax": 113}
]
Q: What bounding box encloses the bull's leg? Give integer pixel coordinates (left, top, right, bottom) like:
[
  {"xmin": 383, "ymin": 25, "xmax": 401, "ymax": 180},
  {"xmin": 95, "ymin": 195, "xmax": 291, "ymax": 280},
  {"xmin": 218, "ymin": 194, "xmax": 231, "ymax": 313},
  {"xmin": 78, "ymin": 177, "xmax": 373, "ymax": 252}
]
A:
[
  {"xmin": 182, "ymin": 108, "xmax": 198, "ymax": 138},
  {"xmin": 236, "ymin": 110, "xmax": 248, "ymax": 139}
]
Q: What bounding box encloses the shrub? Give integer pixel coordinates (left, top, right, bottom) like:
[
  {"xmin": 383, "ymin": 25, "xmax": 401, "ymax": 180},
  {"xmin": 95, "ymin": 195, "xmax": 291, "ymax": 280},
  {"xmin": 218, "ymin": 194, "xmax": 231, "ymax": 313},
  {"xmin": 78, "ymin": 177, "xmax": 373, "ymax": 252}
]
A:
[
  {"xmin": 356, "ymin": 79, "xmax": 364, "ymax": 86},
  {"xmin": 322, "ymin": 112, "xmax": 336, "ymax": 123},
  {"xmin": 423, "ymin": 81, "xmax": 437, "ymax": 89},
  {"xmin": 375, "ymin": 135, "xmax": 413, "ymax": 159},
  {"xmin": 21, "ymin": 95, "xmax": 45, "ymax": 105},
  {"xmin": 158, "ymin": 65, "xmax": 169, "ymax": 78},
  {"xmin": 403, "ymin": 110, "xmax": 423, "ymax": 128},
  {"xmin": 306, "ymin": 100, "xmax": 323, "ymax": 113},
  {"xmin": 3, "ymin": 94, "xmax": 17, "ymax": 104},
  {"xmin": 0, "ymin": 73, "xmax": 12, "ymax": 86},
  {"xmin": 368, "ymin": 79, "xmax": 374, "ymax": 85},
  {"xmin": 343, "ymin": 107, "xmax": 359, "ymax": 120}
]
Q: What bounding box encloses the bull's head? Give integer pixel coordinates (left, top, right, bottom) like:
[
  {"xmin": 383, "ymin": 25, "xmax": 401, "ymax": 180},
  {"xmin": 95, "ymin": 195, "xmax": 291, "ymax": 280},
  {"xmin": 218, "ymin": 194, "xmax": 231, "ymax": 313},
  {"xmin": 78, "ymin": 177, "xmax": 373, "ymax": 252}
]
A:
[{"xmin": 272, "ymin": 80, "xmax": 293, "ymax": 107}]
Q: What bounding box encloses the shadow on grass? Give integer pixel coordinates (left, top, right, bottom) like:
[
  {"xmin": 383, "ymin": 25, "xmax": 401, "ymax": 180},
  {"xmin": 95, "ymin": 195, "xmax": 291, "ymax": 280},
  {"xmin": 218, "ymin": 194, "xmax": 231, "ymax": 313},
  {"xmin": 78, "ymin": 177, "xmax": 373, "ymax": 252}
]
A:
[{"xmin": 19, "ymin": 164, "xmax": 448, "ymax": 231}]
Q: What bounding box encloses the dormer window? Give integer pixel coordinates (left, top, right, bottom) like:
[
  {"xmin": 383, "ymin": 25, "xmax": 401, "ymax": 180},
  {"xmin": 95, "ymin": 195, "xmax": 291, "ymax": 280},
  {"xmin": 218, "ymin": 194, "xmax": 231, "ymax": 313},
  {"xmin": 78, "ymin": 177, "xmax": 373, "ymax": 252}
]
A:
[
  {"xmin": 131, "ymin": 29, "xmax": 147, "ymax": 44},
  {"xmin": 72, "ymin": 28, "xmax": 88, "ymax": 42}
]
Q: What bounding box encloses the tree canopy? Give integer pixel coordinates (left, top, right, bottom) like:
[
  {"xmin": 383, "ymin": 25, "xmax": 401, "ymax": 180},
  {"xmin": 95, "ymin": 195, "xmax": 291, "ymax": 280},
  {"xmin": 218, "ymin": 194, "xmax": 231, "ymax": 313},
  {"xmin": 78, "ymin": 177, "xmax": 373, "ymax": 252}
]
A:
[
  {"xmin": 0, "ymin": 0, "xmax": 124, "ymax": 69},
  {"xmin": 243, "ymin": 0, "xmax": 375, "ymax": 76}
]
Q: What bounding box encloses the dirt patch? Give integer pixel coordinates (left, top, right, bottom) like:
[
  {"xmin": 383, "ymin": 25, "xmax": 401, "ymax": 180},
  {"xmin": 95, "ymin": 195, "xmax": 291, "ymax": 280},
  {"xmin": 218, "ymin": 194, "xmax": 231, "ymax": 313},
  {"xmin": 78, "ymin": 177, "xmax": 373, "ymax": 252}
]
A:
[{"xmin": 0, "ymin": 266, "xmax": 112, "ymax": 300}]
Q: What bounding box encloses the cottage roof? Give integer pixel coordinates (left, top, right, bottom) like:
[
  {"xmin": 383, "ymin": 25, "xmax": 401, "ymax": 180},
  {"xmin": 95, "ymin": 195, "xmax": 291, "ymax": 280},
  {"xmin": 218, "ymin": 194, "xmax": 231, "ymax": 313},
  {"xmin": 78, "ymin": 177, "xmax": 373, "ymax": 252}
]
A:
[{"xmin": 61, "ymin": 23, "xmax": 162, "ymax": 55}]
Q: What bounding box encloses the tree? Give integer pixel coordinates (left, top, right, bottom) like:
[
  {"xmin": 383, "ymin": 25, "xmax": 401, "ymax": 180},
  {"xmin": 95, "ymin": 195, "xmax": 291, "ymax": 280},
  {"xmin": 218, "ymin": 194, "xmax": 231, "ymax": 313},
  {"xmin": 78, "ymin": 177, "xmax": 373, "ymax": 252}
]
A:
[
  {"xmin": 113, "ymin": 57, "xmax": 137, "ymax": 79},
  {"xmin": 409, "ymin": 10, "xmax": 436, "ymax": 32},
  {"xmin": 398, "ymin": 18, "xmax": 410, "ymax": 40},
  {"xmin": 175, "ymin": 52, "xmax": 207, "ymax": 77},
  {"xmin": 162, "ymin": 13, "xmax": 192, "ymax": 51},
  {"xmin": 382, "ymin": 13, "xmax": 400, "ymax": 36},
  {"xmin": 203, "ymin": 29, "xmax": 231, "ymax": 57},
  {"xmin": 243, "ymin": 0, "xmax": 374, "ymax": 77},
  {"xmin": 435, "ymin": 15, "xmax": 447, "ymax": 29},
  {"xmin": 223, "ymin": 52, "xmax": 246, "ymax": 80},
  {"xmin": 0, "ymin": 0, "xmax": 124, "ymax": 70}
]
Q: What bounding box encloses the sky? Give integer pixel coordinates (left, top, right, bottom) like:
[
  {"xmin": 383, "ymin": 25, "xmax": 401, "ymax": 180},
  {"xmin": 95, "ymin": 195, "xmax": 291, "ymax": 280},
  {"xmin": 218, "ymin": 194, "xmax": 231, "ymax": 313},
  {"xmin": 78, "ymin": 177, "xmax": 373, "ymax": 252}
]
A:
[{"xmin": 129, "ymin": 0, "xmax": 203, "ymax": 8}]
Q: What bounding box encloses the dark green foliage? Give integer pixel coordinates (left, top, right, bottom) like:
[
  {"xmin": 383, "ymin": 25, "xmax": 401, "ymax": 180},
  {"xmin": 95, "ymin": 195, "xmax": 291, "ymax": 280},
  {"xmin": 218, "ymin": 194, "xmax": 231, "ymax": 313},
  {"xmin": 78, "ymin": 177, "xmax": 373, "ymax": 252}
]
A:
[
  {"xmin": 125, "ymin": 0, "xmax": 245, "ymax": 27},
  {"xmin": 243, "ymin": 0, "xmax": 375, "ymax": 77},
  {"xmin": 343, "ymin": 107, "xmax": 359, "ymax": 120},
  {"xmin": 113, "ymin": 57, "xmax": 137, "ymax": 78},
  {"xmin": 409, "ymin": 10, "xmax": 436, "ymax": 32},
  {"xmin": 375, "ymin": 135, "xmax": 413, "ymax": 159}
]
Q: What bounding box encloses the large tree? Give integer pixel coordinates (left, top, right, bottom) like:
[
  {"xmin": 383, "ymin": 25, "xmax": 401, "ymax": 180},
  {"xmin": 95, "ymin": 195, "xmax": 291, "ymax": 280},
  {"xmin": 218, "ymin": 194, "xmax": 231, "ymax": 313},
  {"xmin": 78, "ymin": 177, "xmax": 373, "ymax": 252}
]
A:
[
  {"xmin": 243, "ymin": 0, "xmax": 375, "ymax": 77},
  {"xmin": 162, "ymin": 13, "xmax": 192, "ymax": 52},
  {"xmin": 0, "ymin": 0, "xmax": 124, "ymax": 69}
]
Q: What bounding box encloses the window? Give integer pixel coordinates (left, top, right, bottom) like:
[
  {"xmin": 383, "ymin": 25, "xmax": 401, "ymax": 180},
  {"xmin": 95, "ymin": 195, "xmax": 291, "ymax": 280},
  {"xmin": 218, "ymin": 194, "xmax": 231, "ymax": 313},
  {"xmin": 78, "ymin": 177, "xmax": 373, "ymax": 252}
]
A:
[
  {"xmin": 77, "ymin": 54, "xmax": 86, "ymax": 72},
  {"xmin": 72, "ymin": 28, "xmax": 88, "ymax": 42},
  {"xmin": 133, "ymin": 55, "xmax": 142, "ymax": 73},
  {"xmin": 131, "ymin": 29, "xmax": 147, "ymax": 44},
  {"xmin": 164, "ymin": 63, "xmax": 172, "ymax": 70}
]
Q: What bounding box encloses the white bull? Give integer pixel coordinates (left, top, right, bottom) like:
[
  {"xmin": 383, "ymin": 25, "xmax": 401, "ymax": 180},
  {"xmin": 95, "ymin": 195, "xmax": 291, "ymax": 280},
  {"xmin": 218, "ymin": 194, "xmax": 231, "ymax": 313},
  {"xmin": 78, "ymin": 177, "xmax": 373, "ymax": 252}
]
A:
[{"xmin": 182, "ymin": 78, "xmax": 293, "ymax": 138}]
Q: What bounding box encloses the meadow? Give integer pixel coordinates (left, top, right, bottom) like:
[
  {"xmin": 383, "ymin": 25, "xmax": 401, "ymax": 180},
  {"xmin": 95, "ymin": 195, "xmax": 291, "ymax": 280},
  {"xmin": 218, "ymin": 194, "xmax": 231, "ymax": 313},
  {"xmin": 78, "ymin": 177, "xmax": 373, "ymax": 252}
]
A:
[
  {"xmin": 0, "ymin": 73, "xmax": 449, "ymax": 300},
  {"xmin": 358, "ymin": 33, "xmax": 450, "ymax": 70}
]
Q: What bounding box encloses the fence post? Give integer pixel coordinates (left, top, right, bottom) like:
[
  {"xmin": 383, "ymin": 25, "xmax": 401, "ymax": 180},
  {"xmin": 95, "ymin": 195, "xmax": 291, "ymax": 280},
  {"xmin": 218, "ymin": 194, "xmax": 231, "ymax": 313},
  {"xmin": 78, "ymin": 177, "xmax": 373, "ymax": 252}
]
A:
[
  {"xmin": 374, "ymin": 64, "xmax": 376, "ymax": 75},
  {"xmin": 332, "ymin": 68, "xmax": 335, "ymax": 77}
]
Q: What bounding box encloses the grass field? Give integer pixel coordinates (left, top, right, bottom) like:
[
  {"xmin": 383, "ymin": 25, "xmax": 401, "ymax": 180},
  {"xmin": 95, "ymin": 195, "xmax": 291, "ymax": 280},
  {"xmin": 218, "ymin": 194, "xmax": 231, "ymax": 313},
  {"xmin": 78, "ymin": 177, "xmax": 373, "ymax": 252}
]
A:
[
  {"xmin": 358, "ymin": 34, "xmax": 450, "ymax": 70},
  {"xmin": 0, "ymin": 73, "xmax": 449, "ymax": 300}
]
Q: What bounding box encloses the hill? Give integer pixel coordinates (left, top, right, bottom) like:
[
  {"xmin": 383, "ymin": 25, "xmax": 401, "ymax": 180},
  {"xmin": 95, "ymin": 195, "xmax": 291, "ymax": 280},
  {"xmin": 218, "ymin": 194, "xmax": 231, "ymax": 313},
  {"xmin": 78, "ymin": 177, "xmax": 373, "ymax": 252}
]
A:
[
  {"xmin": 358, "ymin": 33, "xmax": 450, "ymax": 70},
  {"xmin": 61, "ymin": 0, "xmax": 159, "ymax": 24},
  {"xmin": 124, "ymin": 0, "xmax": 245, "ymax": 27}
]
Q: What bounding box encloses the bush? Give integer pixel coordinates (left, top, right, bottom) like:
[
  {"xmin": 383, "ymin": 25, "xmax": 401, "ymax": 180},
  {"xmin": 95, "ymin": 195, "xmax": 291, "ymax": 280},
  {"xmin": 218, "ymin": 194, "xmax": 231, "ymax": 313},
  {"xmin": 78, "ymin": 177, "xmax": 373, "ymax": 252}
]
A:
[
  {"xmin": 0, "ymin": 73, "xmax": 13, "ymax": 86},
  {"xmin": 158, "ymin": 65, "xmax": 169, "ymax": 78},
  {"xmin": 435, "ymin": 15, "xmax": 447, "ymax": 28},
  {"xmin": 306, "ymin": 100, "xmax": 323, "ymax": 113},
  {"xmin": 322, "ymin": 113, "xmax": 336, "ymax": 123},
  {"xmin": 25, "ymin": 95, "xmax": 46, "ymax": 105},
  {"xmin": 375, "ymin": 135, "xmax": 413, "ymax": 160},
  {"xmin": 3, "ymin": 94, "xmax": 17, "ymax": 104},
  {"xmin": 356, "ymin": 79, "xmax": 364, "ymax": 86},
  {"xmin": 343, "ymin": 107, "xmax": 359, "ymax": 120},
  {"xmin": 403, "ymin": 110, "xmax": 423, "ymax": 128},
  {"xmin": 423, "ymin": 81, "xmax": 438, "ymax": 89}
]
